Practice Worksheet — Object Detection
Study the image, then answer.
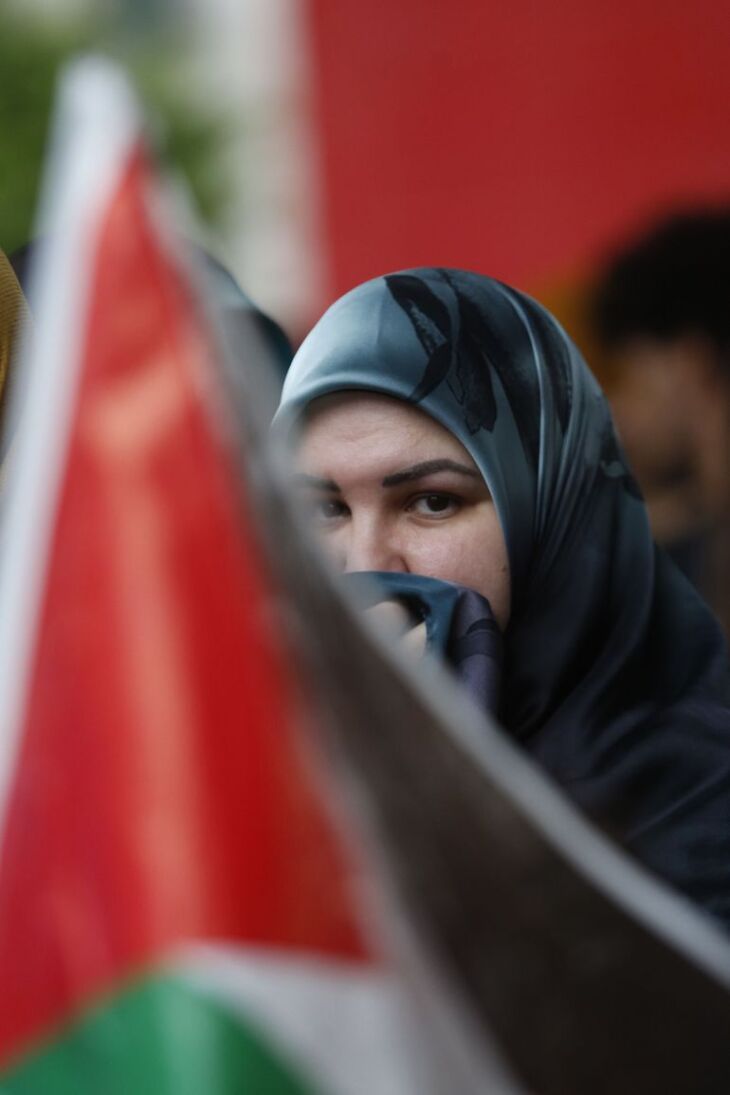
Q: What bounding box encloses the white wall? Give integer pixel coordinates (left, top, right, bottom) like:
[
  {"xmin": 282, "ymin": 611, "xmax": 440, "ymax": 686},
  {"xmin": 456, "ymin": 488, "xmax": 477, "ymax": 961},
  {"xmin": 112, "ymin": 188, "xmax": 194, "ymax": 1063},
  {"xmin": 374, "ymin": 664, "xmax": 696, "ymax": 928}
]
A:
[{"xmin": 185, "ymin": 0, "xmax": 327, "ymax": 336}]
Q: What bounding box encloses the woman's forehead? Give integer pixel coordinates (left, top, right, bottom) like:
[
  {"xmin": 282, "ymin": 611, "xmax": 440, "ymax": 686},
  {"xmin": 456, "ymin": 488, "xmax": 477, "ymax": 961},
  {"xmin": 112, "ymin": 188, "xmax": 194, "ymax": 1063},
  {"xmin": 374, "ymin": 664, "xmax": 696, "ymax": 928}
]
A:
[{"xmin": 299, "ymin": 391, "xmax": 479, "ymax": 469}]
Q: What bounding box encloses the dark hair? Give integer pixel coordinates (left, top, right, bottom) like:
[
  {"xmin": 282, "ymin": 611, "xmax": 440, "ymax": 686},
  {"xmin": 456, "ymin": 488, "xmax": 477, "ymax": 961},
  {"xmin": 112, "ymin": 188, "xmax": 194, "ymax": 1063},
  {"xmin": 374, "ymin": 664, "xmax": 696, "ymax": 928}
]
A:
[{"xmin": 591, "ymin": 209, "xmax": 730, "ymax": 361}]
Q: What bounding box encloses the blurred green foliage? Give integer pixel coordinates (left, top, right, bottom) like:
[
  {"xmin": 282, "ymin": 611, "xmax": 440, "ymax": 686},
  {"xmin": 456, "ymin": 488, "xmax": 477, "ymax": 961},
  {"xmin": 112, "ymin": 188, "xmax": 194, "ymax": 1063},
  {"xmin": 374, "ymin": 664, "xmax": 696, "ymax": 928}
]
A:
[
  {"xmin": 134, "ymin": 43, "xmax": 232, "ymax": 229},
  {"xmin": 0, "ymin": 9, "xmax": 229, "ymax": 256}
]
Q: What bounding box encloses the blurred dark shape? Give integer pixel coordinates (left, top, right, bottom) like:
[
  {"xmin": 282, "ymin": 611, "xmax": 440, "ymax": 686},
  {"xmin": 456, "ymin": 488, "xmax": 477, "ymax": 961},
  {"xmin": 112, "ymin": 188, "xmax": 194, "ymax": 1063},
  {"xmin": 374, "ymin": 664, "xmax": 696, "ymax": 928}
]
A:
[
  {"xmin": 196, "ymin": 249, "xmax": 293, "ymax": 384},
  {"xmin": 592, "ymin": 209, "xmax": 730, "ymax": 638},
  {"xmin": 9, "ymin": 240, "xmax": 292, "ymax": 386}
]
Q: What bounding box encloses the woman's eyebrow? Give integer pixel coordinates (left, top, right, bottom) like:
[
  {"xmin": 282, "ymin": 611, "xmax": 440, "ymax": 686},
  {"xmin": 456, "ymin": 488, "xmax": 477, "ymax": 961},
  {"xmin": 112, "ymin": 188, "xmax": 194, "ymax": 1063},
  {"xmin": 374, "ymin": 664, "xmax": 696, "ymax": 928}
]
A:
[
  {"xmin": 382, "ymin": 459, "xmax": 481, "ymax": 487},
  {"xmin": 292, "ymin": 472, "xmax": 341, "ymax": 492}
]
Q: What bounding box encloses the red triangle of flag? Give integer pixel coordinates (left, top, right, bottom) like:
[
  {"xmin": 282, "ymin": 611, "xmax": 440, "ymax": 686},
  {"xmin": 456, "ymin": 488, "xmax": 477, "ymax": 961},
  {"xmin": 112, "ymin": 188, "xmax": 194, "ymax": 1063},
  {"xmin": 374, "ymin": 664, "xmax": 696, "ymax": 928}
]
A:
[{"xmin": 0, "ymin": 102, "xmax": 367, "ymax": 1067}]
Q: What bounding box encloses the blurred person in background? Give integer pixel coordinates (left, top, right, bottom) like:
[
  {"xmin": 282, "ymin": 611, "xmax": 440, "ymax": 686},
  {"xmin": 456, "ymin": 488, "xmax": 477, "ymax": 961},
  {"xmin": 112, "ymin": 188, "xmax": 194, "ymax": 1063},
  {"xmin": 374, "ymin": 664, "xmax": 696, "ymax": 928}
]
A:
[{"xmin": 591, "ymin": 210, "xmax": 730, "ymax": 638}]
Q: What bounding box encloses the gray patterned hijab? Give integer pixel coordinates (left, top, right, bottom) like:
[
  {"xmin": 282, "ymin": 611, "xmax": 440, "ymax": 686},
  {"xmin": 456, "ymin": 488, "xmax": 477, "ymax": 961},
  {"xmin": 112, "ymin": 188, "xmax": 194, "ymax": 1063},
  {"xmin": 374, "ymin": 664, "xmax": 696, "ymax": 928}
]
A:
[{"xmin": 277, "ymin": 268, "xmax": 730, "ymax": 928}]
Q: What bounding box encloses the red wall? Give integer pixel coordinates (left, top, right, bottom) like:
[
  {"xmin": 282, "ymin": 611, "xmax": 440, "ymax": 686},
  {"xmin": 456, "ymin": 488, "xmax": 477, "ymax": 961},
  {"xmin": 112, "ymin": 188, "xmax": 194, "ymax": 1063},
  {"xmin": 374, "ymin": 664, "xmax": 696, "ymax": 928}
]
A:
[{"xmin": 306, "ymin": 1, "xmax": 730, "ymax": 304}]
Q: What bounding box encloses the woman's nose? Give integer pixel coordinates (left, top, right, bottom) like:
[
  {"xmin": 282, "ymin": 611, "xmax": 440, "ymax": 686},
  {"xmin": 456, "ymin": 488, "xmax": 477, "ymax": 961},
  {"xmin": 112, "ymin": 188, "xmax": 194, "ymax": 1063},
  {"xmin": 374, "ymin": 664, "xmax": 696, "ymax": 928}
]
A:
[{"xmin": 342, "ymin": 516, "xmax": 407, "ymax": 574}]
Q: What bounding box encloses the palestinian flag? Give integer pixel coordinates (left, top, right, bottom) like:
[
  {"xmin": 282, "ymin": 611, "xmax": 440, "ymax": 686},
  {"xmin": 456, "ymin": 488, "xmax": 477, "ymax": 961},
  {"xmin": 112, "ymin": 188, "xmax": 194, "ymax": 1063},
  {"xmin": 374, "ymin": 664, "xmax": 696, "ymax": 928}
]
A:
[{"xmin": 0, "ymin": 58, "xmax": 419, "ymax": 1093}]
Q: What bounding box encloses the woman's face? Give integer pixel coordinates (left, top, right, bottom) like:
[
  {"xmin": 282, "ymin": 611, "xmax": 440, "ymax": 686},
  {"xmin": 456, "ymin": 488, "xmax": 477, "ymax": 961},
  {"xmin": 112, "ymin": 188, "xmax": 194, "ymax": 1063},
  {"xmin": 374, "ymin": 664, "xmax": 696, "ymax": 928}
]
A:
[{"xmin": 294, "ymin": 392, "xmax": 511, "ymax": 629}]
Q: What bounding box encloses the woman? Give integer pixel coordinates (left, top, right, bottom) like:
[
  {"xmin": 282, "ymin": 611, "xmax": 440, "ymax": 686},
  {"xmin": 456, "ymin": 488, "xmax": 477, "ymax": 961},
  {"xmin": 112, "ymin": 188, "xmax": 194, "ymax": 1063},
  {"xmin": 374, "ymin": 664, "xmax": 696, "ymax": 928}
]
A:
[{"xmin": 275, "ymin": 267, "xmax": 730, "ymax": 930}]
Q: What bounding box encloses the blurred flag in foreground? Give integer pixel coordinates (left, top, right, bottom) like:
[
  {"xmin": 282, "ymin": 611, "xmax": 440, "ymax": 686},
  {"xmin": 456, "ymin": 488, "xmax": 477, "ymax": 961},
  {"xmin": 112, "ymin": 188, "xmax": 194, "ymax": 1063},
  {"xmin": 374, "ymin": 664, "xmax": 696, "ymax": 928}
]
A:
[{"xmin": 0, "ymin": 58, "xmax": 428, "ymax": 1093}]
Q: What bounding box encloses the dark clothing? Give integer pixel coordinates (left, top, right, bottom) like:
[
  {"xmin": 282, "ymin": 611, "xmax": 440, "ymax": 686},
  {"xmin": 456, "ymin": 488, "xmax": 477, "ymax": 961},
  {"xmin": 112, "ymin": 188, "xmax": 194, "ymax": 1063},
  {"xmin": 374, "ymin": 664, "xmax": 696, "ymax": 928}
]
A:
[{"xmin": 346, "ymin": 572, "xmax": 503, "ymax": 717}]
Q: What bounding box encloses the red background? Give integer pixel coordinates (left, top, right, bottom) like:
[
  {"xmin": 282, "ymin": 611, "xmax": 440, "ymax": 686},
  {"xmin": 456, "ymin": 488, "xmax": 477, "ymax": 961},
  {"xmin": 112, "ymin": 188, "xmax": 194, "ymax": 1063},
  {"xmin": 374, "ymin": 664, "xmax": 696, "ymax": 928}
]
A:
[{"xmin": 306, "ymin": 0, "xmax": 730, "ymax": 304}]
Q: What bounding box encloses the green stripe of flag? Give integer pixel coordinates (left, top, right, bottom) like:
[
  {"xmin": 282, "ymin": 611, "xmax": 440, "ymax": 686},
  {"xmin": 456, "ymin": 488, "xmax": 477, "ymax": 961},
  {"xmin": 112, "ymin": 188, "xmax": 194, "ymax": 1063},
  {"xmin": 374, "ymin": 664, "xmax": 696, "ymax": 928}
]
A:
[{"xmin": 0, "ymin": 974, "xmax": 317, "ymax": 1095}]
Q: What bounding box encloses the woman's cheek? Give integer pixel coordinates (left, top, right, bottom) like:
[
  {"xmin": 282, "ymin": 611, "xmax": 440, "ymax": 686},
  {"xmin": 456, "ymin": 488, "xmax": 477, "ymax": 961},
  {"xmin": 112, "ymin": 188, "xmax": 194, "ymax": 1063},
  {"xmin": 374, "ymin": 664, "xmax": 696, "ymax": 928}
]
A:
[{"xmin": 408, "ymin": 532, "xmax": 471, "ymax": 584}]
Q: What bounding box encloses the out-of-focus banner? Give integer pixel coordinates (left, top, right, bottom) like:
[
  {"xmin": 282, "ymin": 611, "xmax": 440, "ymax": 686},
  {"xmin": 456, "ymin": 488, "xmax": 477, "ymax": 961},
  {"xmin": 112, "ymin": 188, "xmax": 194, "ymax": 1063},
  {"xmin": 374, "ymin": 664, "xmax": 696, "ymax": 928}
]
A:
[{"xmin": 304, "ymin": 0, "xmax": 730, "ymax": 299}]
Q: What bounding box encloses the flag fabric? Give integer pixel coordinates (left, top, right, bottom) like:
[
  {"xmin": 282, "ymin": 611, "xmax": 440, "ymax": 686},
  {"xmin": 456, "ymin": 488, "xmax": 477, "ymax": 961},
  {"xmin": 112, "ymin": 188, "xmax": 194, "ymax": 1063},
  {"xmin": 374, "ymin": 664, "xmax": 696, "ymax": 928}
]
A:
[{"xmin": 0, "ymin": 58, "xmax": 422, "ymax": 1093}]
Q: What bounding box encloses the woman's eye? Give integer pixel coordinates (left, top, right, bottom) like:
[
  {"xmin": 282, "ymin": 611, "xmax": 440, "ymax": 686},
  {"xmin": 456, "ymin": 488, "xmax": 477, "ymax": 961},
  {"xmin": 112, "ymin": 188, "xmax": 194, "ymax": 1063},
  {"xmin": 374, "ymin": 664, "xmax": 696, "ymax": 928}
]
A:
[{"xmin": 409, "ymin": 493, "xmax": 460, "ymax": 518}]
